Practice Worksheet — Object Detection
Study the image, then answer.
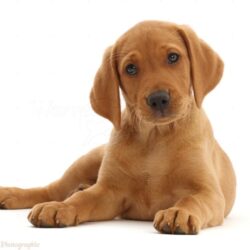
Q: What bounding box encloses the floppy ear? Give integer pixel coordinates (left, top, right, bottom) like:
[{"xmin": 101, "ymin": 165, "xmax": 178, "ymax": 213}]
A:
[
  {"xmin": 90, "ymin": 46, "xmax": 121, "ymax": 129},
  {"xmin": 178, "ymin": 25, "xmax": 224, "ymax": 107}
]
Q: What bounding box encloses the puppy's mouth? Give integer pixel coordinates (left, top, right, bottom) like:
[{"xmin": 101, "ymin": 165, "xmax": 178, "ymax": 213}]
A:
[
  {"xmin": 137, "ymin": 108, "xmax": 180, "ymax": 125},
  {"xmin": 150, "ymin": 112, "xmax": 180, "ymax": 124},
  {"xmin": 135, "ymin": 93, "xmax": 192, "ymax": 125},
  {"xmin": 153, "ymin": 110, "xmax": 168, "ymax": 119},
  {"xmin": 137, "ymin": 100, "xmax": 191, "ymax": 125}
]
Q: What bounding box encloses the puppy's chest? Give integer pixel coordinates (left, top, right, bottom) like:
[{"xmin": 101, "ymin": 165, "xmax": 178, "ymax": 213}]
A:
[{"xmin": 119, "ymin": 141, "xmax": 179, "ymax": 220}]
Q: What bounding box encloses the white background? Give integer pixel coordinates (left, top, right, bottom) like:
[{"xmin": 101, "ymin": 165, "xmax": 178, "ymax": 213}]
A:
[{"xmin": 0, "ymin": 0, "xmax": 250, "ymax": 249}]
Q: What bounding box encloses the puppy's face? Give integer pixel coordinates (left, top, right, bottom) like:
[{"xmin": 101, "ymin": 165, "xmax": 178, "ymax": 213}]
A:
[
  {"xmin": 90, "ymin": 21, "xmax": 223, "ymax": 129},
  {"xmin": 116, "ymin": 23, "xmax": 192, "ymax": 124}
]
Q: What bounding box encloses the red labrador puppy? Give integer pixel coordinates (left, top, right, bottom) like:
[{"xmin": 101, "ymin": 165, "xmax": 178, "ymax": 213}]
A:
[{"xmin": 0, "ymin": 21, "xmax": 236, "ymax": 234}]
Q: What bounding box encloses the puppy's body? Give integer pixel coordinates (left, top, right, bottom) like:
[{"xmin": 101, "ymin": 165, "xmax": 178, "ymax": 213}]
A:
[
  {"xmin": 99, "ymin": 103, "xmax": 235, "ymax": 223},
  {"xmin": 0, "ymin": 21, "xmax": 236, "ymax": 234}
]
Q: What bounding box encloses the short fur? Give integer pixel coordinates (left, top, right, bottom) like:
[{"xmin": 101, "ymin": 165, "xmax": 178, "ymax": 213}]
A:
[{"xmin": 0, "ymin": 21, "xmax": 236, "ymax": 234}]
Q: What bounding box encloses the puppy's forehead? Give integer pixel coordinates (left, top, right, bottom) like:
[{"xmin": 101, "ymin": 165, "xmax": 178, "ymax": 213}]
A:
[{"xmin": 116, "ymin": 21, "xmax": 184, "ymax": 52}]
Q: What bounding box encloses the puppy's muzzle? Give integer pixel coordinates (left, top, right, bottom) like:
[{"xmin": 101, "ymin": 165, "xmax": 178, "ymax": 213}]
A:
[{"xmin": 147, "ymin": 91, "xmax": 170, "ymax": 114}]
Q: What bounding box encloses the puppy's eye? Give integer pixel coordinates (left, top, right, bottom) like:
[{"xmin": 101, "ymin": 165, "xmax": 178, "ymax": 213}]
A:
[
  {"xmin": 125, "ymin": 64, "xmax": 137, "ymax": 75},
  {"xmin": 167, "ymin": 53, "xmax": 179, "ymax": 64}
]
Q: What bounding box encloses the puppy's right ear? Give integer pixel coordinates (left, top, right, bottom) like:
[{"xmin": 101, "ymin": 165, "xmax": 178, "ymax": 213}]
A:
[{"xmin": 90, "ymin": 46, "xmax": 121, "ymax": 129}]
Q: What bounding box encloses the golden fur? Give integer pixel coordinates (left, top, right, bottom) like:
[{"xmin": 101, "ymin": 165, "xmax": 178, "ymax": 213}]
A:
[{"xmin": 0, "ymin": 21, "xmax": 236, "ymax": 234}]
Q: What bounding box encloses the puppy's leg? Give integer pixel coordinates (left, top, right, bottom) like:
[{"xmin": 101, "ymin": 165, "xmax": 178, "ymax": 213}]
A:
[
  {"xmin": 28, "ymin": 183, "xmax": 124, "ymax": 227},
  {"xmin": 153, "ymin": 189, "xmax": 225, "ymax": 235},
  {"xmin": 0, "ymin": 145, "xmax": 104, "ymax": 209}
]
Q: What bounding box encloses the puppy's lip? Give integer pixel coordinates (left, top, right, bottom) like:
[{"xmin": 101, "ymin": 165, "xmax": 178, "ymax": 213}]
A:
[
  {"xmin": 153, "ymin": 110, "xmax": 168, "ymax": 118},
  {"xmin": 144, "ymin": 113, "xmax": 177, "ymax": 125}
]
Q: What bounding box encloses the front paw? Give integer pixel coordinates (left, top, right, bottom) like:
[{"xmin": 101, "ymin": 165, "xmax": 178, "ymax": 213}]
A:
[
  {"xmin": 0, "ymin": 187, "xmax": 21, "ymax": 209},
  {"xmin": 153, "ymin": 207, "xmax": 201, "ymax": 235},
  {"xmin": 28, "ymin": 201, "xmax": 79, "ymax": 227}
]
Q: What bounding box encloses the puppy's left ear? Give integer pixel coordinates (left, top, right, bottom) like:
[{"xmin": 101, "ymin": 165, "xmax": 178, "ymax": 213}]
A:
[
  {"xmin": 178, "ymin": 25, "xmax": 224, "ymax": 107},
  {"xmin": 90, "ymin": 46, "xmax": 121, "ymax": 129}
]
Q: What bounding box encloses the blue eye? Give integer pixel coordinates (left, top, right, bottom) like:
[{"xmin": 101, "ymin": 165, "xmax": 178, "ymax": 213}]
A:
[
  {"xmin": 126, "ymin": 64, "xmax": 137, "ymax": 75},
  {"xmin": 167, "ymin": 53, "xmax": 179, "ymax": 64}
]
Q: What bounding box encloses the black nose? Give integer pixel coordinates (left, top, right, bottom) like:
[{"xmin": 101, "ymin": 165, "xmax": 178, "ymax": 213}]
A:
[{"xmin": 147, "ymin": 91, "xmax": 170, "ymax": 112}]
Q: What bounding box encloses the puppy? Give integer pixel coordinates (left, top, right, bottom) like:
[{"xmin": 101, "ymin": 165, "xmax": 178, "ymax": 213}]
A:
[{"xmin": 0, "ymin": 21, "xmax": 236, "ymax": 234}]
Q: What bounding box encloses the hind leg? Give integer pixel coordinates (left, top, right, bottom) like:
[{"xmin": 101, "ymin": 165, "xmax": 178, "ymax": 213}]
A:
[{"xmin": 0, "ymin": 145, "xmax": 105, "ymax": 209}]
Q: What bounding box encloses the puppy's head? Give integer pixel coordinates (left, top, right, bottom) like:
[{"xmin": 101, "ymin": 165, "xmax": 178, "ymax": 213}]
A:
[{"xmin": 90, "ymin": 21, "xmax": 223, "ymax": 129}]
